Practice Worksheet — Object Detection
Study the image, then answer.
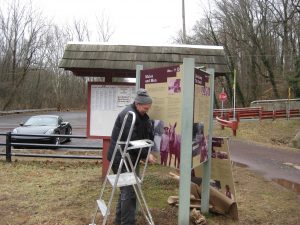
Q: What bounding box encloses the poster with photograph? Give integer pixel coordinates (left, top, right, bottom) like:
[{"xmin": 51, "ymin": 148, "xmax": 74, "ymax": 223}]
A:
[
  {"xmin": 193, "ymin": 137, "xmax": 236, "ymax": 201},
  {"xmin": 192, "ymin": 68, "xmax": 212, "ymax": 167},
  {"xmin": 141, "ymin": 66, "xmax": 212, "ymax": 169},
  {"xmin": 141, "ymin": 65, "xmax": 182, "ymax": 168}
]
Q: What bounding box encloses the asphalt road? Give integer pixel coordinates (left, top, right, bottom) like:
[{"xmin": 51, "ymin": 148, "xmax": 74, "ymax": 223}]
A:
[
  {"xmin": 1, "ymin": 110, "xmax": 299, "ymax": 193},
  {"xmin": 229, "ymin": 139, "xmax": 300, "ymax": 184}
]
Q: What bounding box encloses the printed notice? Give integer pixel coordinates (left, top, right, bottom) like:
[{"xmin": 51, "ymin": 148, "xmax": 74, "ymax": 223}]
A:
[{"xmin": 88, "ymin": 84, "xmax": 135, "ymax": 137}]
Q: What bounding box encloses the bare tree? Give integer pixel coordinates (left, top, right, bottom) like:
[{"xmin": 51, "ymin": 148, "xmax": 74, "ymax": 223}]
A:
[
  {"xmin": 268, "ymin": 0, "xmax": 299, "ymax": 87},
  {"xmin": 291, "ymin": 0, "xmax": 300, "ymax": 12},
  {"xmin": 0, "ymin": 0, "xmax": 50, "ymax": 110},
  {"xmin": 96, "ymin": 11, "xmax": 115, "ymax": 42},
  {"xmin": 182, "ymin": 0, "xmax": 300, "ymax": 105},
  {"xmin": 0, "ymin": 0, "xmax": 109, "ymax": 110},
  {"xmin": 72, "ymin": 19, "xmax": 91, "ymax": 42},
  {"xmin": 41, "ymin": 23, "xmax": 88, "ymax": 109}
]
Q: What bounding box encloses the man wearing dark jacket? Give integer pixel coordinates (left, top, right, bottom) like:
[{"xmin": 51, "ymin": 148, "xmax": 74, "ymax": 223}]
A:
[{"xmin": 107, "ymin": 88, "xmax": 156, "ymax": 225}]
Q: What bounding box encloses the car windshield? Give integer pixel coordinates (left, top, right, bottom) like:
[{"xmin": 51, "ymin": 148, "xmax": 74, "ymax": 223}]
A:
[{"xmin": 24, "ymin": 117, "xmax": 58, "ymax": 126}]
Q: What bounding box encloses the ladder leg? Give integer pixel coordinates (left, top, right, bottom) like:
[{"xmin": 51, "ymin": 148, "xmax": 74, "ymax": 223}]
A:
[
  {"xmin": 89, "ymin": 202, "xmax": 99, "ymax": 225},
  {"xmin": 90, "ymin": 146, "xmax": 124, "ymax": 225},
  {"xmin": 132, "ymin": 184, "xmax": 149, "ymax": 223},
  {"xmin": 102, "ymin": 158, "xmax": 127, "ymax": 225},
  {"xmin": 125, "ymin": 153, "xmax": 155, "ymax": 225},
  {"xmin": 102, "ymin": 183, "xmax": 118, "ymax": 225},
  {"xmin": 133, "ymin": 183, "xmax": 155, "ymax": 225}
]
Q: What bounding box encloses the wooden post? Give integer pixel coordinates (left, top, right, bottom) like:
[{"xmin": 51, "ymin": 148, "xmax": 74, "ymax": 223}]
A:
[
  {"xmin": 201, "ymin": 68, "xmax": 215, "ymax": 213},
  {"xmin": 6, "ymin": 132, "xmax": 12, "ymax": 162},
  {"xmin": 178, "ymin": 58, "xmax": 194, "ymax": 225},
  {"xmin": 102, "ymin": 138, "xmax": 110, "ymax": 178}
]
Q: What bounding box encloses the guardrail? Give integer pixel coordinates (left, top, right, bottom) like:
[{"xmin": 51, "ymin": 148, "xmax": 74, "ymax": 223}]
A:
[
  {"xmin": 214, "ymin": 107, "xmax": 262, "ymax": 121},
  {"xmin": 213, "ymin": 107, "xmax": 300, "ymax": 121},
  {"xmin": 215, "ymin": 116, "xmax": 238, "ymax": 136},
  {"xmin": 251, "ymin": 98, "xmax": 300, "ymax": 111},
  {"xmin": 0, "ymin": 132, "xmax": 102, "ymax": 162},
  {"xmin": 214, "ymin": 107, "xmax": 300, "ymax": 136}
]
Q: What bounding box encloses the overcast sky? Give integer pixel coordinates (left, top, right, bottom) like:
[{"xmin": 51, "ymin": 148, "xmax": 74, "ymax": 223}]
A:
[{"xmin": 32, "ymin": 0, "xmax": 209, "ymax": 45}]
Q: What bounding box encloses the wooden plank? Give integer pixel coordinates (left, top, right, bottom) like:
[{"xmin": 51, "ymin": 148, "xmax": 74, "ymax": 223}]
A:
[
  {"xmin": 62, "ymin": 51, "xmax": 227, "ymax": 65},
  {"xmin": 65, "ymin": 43, "xmax": 225, "ymax": 56}
]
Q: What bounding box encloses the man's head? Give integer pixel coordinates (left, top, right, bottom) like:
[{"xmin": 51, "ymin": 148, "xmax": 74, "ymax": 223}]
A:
[
  {"xmin": 134, "ymin": 88, "xmax": 152, "ymax": 115},
  {"xmin": 164, "ymin": 127, "xmax": 169, "ymax": 134}
]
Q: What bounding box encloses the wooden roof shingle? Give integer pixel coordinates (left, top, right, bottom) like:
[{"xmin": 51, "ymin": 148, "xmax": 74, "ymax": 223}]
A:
[{"xmin": 59, "ymin": 42, "xmax": 229, "ymax": 78}]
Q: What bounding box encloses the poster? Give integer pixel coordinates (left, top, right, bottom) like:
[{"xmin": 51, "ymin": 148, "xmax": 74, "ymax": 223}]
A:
[
  {"xmin": 140, "ymin": 66, "xmax": 212, "ymax": 168},
  {"xmin": 87, "ymin": 83, "xmax": 135, "ymax": 138},
  {"xmin": 193, "ymin": 137, "xmax": 236, "ymax": 201},
  {"xmin": 192, "ymin": 68, "xmax": 211, "ymax": 167}
]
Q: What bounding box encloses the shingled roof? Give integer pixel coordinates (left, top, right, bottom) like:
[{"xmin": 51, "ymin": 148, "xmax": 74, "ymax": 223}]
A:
[{"xmin": 59, "ymin": 42, "xmax": 229, "ymax": 78}]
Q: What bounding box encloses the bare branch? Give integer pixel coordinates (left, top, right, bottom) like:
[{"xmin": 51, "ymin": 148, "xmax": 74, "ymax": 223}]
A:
[{"xmin": 96, "ymin": 11, "xmax": 115, "ymax": 42}]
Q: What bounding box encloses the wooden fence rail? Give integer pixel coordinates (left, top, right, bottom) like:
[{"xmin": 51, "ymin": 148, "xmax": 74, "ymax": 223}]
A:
[{"xmin": 214, "ymin": 107, "xmax": 300, "ymax": 136}]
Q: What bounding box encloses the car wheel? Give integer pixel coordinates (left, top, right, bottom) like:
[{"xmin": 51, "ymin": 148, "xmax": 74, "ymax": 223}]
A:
[
  {"xmin": 66, "ymin": 127, "xmax": 72, "ymax": 142},
  {"xmin": 55, "ymin": 137, "xmax": 60, "ymax": 145}
]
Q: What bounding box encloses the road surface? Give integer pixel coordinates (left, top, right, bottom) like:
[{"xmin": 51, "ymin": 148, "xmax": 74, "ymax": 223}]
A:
[{"xmin": 229, "ymin": 139, "xmax": 300, "ymax": 189}]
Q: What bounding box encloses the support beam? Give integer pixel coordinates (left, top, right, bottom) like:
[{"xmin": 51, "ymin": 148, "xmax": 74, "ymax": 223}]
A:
[
  {"xmin": 201, "ymin": 68, "xmax": 215, "ymax": 213},
  {"xmin": 178, "ymin": 58, "xmax": 195, "ymax": 225}
]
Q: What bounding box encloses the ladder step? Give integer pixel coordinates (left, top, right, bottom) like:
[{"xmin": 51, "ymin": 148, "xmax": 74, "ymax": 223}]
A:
[
  {"xmin": 127, "ymin": 140, "xmax": 153, "ymax": 150},
  {"xmin": 97, "ymin": 199, "xmax": 108, "ymax": 216},
  {"xmin": 107, "ymin": 172, "xmax": 141, "ymax": 187}
]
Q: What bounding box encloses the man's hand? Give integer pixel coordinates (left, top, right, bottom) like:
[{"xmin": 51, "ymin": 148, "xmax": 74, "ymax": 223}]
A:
[{"xmin": 148, "ymin": 153, "xmax": 157, "ymax": 164}]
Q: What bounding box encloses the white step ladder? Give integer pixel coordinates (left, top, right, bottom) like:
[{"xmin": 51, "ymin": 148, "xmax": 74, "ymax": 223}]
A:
[{"xmin": 89, "ymin": 111, "xmax": 155, "ymax": 225}]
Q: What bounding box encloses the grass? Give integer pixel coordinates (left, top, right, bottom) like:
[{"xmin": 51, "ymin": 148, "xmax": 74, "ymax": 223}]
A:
[
  {"xmin": 0, "ymin": 159, "xmax": 300, "ymax": 225},
  {"xmin": 0, "ymin": 119, "xmax": 299, "ymax": 225},
  {"xmin": 213, "ymin": 119, "xmax": 300, "ymax": 150},
  {"xmin": 0, "ymin": 160, "xmax": 102, "ymax": 225}
]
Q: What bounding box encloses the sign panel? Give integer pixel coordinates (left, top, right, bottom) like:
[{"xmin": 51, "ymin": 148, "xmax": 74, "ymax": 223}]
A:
[
  {"xmin": 193, "ymin": 137, "xmax": 236, "ymax": 202},
  {"xmin": 87, "ymin": 83, "xmax": 135, "ymax": 138},
  {"xmin": 140, "ymin": 66, "xmax": 212, "ymax": 168},
  {"xmin": 141, "ymin": 65, "xmax": 182, "ymax": 167},
  {"xmin": 219, "ymin": 92, "xmax": 227, "ymax": 101},
  {"xmin": 192, "ymin": 68, "xmax": 211, "ymax": 167}
]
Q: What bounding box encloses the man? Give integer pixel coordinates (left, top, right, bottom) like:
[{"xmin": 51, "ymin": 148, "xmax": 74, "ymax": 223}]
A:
[
  {"xmin": 160, "ymin": 126, "xmax": 169, "ymax": 166},
  {"xmin": 107, "ymin": 88, "xmax": 156, "ymax": 225}
]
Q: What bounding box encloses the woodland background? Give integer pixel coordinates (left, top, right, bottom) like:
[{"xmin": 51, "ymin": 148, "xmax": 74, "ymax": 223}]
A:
[{"xmin": 0, "ymin": 0, "xmax": 299, "ymax": 110}]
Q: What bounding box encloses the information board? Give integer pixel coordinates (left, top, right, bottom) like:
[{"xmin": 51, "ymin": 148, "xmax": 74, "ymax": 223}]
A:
[
  {"xmin": 140, "ymin": 65, "xmax": 212, "ymax": 168},
  {"xmin": 87, "ymin": 83, "xmax": 135, "ymax": 138},
  {"xmin": 193, "ymin": 137, "xmax": 237, "ymax": 203}
]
